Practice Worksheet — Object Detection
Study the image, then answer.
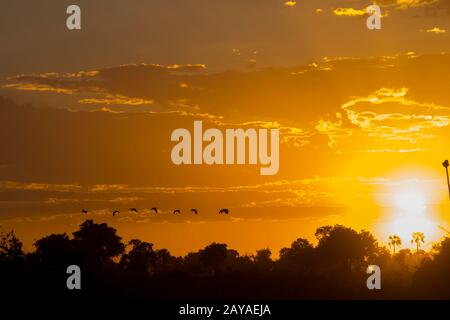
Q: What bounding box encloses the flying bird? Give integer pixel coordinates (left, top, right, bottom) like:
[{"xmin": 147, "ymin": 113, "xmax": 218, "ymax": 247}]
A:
[
  {"xmin": 81, "ymin": 209, "xmax": 88, "ymax": 214},
  {"xmin": 151, "ymin": 207, "xmax": 158, "ymax": 214},
  {"xmin": 112, "ymin": 210, "xmax": 120, "ymax": 217},
  {"xmin": 190, "ymin": 208, "xmax": 198, "ymax": 215},
  {"xmin": 219, "ymin": 208, "xmax": 229, "ymax": 214},
  {"xmin": 129, "ymin": 208, "xmax": 138, "ymax": 213},
  {"xmin": 173, "ymin": 209, "xmax": 181, "ymax": 214}
]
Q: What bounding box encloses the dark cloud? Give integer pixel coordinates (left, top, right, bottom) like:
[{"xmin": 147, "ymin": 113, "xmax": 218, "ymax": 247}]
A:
[
  {"xmin": 428, "ymin": 0, "xmax": 450, "ymax": 14},
  {"xmin": 1, "ymin": 53, "xmax": 450, "ymax": 220},
  {"xmin": 1, "ymin": 0, "xmax": 449, "ymax": 76},
  {"xmin": 4, "ymin": 53, "xmax": 450, "ymax": 122}
]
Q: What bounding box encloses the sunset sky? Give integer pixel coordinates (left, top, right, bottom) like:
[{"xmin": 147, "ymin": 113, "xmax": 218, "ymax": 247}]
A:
[{"xmin": 1, "ymin": 0, "xmax": 450, "ymax": 256}]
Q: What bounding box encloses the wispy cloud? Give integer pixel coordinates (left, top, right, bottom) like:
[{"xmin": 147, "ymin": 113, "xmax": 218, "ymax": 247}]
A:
[
  {"xmin": 316, "ymin": 87, "xmax": 450, "ymax": 149},
  {"xmin": 1, "ymin": 63, "xmax": 207, "ymax": 109},
  {"xmin": 78, "ymin": 94, "xmax": 153, "ymax": 106},
  {"xmin": 333, "ymin": 8, "xmax": 367, "ymax": 16},
  {"xmin": 425, "ymin": 27, "xmax": 447, "ymax": 34},
  {"xmin": 394, "ymin": 0, "xmax": 438, "ymax": 9},
  {"xmin": 2, "ymin": 83, "xmax": 77, "ymax": 94}
]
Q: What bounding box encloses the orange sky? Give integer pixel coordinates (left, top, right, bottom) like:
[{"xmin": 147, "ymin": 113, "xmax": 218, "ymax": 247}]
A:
[{"xmin": 1, "ymin": 0, "xmax": 450, "ymax": 256}]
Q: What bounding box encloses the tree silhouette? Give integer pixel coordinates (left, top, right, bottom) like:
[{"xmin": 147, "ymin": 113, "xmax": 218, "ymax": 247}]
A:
[
  {"xmin": 0, "ymin": 230, "xmax": 26, "ymax": 299},
  {"xmin": 388, "ymin": 235, "xmax": 402, "ymax": 255},
  {"xmin": 279, "ymin": 238, "xmax": 314, "ymax": 268},
  {"xmin": 443, "ymin": 159, "xmax": 450, "ymax": 199},
  {"xmin": 153, "ymin": 248, "xmax": 179, "ymax": 274},
  {"xmin": 315, "ymin": 225, "xmax": 379, "ymax": 270},
  {"xmin": 255, "ymin": 248, "xmax": 272, "ymax": 264},
  {"xmin": 411, "ymin": 232, "xmax": 425, "ymax": 254},
  {"xmin": 72, "ymin": 219, "xmax": 125, "ymax": 268},
  {"xmin": 199, "ymin": 243, "xmax": 228, "ymax": 276},
  {"xmin": 33, "ymin": 233, "xmax": 75, "ymax": 269},
  {"xmin": 413, "ymin": 237, "xmax": 450, "ymax": 298},
  {"xmin": 120, "ymin": 239, "xmax": 156, "ymax": 274},
  {"xmin": 2, "ymin": 219, "xmax": 450, "ymax": 300},
  {"xmin": 0, "ymin": 230, "xmax": 23, "ymax": 262}
]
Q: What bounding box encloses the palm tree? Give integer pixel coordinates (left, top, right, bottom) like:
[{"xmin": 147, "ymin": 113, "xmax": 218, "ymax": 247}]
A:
[
  {"xmin": 443, "ymin": 160, "xmax": 450, "ymax": 199},
  {"xmin": 388, "ymin": 235, "xmax": 402, "ymax": 255},
  {"xmin": 411, "ymin": 232, "xmax": 425, "ymax": 254}
]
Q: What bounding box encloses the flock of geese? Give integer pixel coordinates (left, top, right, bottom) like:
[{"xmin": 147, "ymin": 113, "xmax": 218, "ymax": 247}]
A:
[{"xmin": 81, "ymin": 207, "xmax": 229, "ymax": 217}]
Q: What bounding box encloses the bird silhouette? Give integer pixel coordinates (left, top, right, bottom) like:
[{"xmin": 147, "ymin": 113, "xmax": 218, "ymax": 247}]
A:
[
  {"xmin": 190, "ymin": 208, "xmax": 198, "ymax": 215},
  {"xmin": 173, "ymin": 209, "xmax": 181, "ymax": 214},
  {"xmin": 112, "ymin": 210, "xmax": 120, "ymax": 217},
  {"xmin": 129, "ymin": 208, "xmax": 138, "ymax": 213},
  {"xmin": 81, "ymin": 209, "xmax": 88, "ymax": 214},
  {"xmin": 219, "ymin": 208, "xmax": 229, "ymax": 214},
  {"xmin": 151, "ymin": 207, "xmax": 158, "ymax": 214}
]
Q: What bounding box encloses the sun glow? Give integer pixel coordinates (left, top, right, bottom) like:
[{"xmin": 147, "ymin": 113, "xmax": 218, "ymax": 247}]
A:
[
  {"xmin": 388, "ymin": 190, "xmax": 437, "ymax": 247},
  {"xmin": 394, "ymin": 191, "xmax": 426, "ymax": 217}
]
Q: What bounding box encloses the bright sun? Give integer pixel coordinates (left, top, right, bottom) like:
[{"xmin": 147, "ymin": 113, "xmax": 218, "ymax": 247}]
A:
[
  {"xmin": 389, "ymin": 190, "xmax": 436, "ymax": 246},
  {"xmin": 394, "ymin": 192, "xmax": 426, "ymax": 217}
]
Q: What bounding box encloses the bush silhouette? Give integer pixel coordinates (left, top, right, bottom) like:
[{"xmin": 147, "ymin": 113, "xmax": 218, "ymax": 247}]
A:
[{"xmin": 1, "ymin": 219, "xmax": 450, "ymax": 300}]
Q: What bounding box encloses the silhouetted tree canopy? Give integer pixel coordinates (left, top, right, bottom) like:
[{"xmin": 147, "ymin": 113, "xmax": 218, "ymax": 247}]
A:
[
  {"xmin": 279, "ymin": 238, "xmax": 314, "ymax": 268},
  {"xmin": 0, "ymin": 230, "xmax": 23, "ymax": 263},
  {"xmin": 33, "ymin": 233, "xmax": 75, "ymax": 269},
  {"xmin": 1, "ymin": 219, "xmax": 449, "ymax": 300},
  {"xmin": 120, "ymin": 239, "xmax": 156, "ymax": 274},
  {"xmin": 315, "ymin": 225, "xmax": 378, "ymax": 268},
  {"xmin": 72, "ymin": 219, "xmax": 125, "ymax": 267},
  {"xmin": 199, "ymin": 243, "xmax": 228, "ymax": 275}
]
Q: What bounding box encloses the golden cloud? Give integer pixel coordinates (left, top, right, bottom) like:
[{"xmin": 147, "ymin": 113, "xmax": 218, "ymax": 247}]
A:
[
  {"xmin": 78, "ymin": 94, "xmax": 153, "ymax": 106},
  {"xmin": 395, "ymin": 0, "xmax": 438, "ymax": 9},
  {"xmin": 333, "ymin": 8, "xmax": 367, "ymax": 16},
  {"xmin": 426, "ymin": 27, "xmax": 447, "ymax": 34},
  {"xmin": 2, "ymin": 83, "xmax": 76, "ymax": 94},
  {"xmin": 317, "ymin": 87, "xmax": 450, "ymax": 150},
  {"xmin": 284, "ymin": 1, "xmax": 297, "ymax": 7}
]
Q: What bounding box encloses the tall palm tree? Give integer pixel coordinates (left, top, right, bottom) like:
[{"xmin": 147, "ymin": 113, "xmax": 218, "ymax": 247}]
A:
[
  {"xmin": 411, "ymin": 232, "xmax": 425, "ymax": 254},
  {"xmin": 388, "ymin": 235, "xmax": 402, "ymax": 255},
  {"xmin": 443, "ymin": 160, "xmax": 450, "ymax": 199}
]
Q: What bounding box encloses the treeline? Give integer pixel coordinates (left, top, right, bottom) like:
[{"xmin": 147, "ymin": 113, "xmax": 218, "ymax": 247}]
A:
[{"xmin": 1, "ymin": 219, "xmax": 450, "ymax": 300}]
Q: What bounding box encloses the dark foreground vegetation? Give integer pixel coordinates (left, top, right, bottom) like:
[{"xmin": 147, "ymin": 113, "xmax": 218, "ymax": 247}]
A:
[{"xmin": 1, "ymin": 219, "xmax": 450, "ymax": 300}]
